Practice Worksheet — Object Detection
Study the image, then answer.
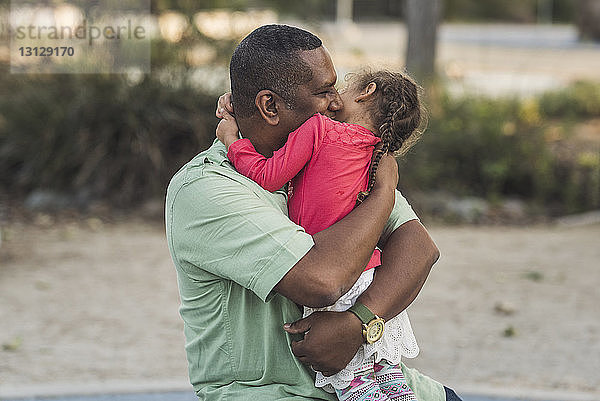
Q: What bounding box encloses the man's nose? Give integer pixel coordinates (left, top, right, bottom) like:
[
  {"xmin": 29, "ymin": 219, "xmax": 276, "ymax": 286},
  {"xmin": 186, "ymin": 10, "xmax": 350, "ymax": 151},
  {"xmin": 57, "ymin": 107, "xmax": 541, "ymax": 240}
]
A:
[{"xmin": 329, "ymin": 92, "xmax": 343, "ymax": 111}]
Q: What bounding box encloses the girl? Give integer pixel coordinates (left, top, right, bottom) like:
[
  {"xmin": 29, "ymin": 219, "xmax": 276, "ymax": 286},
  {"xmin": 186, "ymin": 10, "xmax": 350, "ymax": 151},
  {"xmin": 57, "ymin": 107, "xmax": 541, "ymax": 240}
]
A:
[{"xmin": 217, "ymin": 70, "xmax": 424, "ymax": 401}]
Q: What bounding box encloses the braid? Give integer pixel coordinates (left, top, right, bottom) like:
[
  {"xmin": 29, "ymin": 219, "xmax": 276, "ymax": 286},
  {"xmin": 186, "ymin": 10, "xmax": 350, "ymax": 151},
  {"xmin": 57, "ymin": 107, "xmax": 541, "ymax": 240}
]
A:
[
  {"xmin": 356, "ymin": 111, "xmax": 394, "ymax": 204},
  {"xmin": 355, "ymin": 70, "xmax": 424, "ymax": 205}
]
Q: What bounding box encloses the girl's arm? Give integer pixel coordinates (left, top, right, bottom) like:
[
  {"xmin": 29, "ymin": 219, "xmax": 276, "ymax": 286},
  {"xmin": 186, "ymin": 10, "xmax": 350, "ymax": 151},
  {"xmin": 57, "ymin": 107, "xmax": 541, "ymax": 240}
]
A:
[
  {"xmin": 226, "ymin": 114, "xmax": 324, "ymax": 192},
  {"xmin": 216, "ymin": 109, "xmax": 241, "ymax": 149}
]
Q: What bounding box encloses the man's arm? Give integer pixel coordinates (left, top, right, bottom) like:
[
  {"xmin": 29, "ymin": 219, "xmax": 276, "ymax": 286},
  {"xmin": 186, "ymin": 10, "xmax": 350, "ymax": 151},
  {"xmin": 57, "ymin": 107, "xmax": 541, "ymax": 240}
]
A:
[
  {"xmin": 274, "ymin": 154, "xmax": 398, "ymax": 308},
  {"xmin": 284, "ymin": 198, "xmax": 439, "ymax": 376},
  {"xmin": 358, "ymin": 219, "xmax": 439, "ymax": 320},
  {"xmin": 214, "ymin": 93, "xmax": 397, "ymax": 309}
]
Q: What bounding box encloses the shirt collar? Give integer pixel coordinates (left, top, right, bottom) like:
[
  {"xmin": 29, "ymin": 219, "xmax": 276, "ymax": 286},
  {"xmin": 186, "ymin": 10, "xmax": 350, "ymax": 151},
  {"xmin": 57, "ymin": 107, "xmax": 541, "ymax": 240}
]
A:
[{"xmin": 199, "ymin": 138, "xmax": 231, "ymax": 166}]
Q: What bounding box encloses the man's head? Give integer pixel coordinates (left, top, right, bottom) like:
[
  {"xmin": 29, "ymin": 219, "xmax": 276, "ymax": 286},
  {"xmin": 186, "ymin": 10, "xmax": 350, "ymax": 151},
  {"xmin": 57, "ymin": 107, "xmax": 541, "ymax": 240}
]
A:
[{"xmin": 229, "ymin": 24, "xmax": 342, "ymax": 156}]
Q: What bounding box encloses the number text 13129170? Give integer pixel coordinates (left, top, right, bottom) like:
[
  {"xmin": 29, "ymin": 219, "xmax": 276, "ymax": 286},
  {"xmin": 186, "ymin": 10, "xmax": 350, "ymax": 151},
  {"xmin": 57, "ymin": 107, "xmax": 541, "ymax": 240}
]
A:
[{"xmin": 18, "ymin": 47, "xmax": 75, "ymax": 57}]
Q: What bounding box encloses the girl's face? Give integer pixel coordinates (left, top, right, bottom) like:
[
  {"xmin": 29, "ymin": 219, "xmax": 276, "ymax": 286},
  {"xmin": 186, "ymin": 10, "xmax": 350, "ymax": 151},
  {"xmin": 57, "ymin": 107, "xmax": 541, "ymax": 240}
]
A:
[{"xmin": 334, "ymin": 85, "xmax": 364, "ymax": 124}]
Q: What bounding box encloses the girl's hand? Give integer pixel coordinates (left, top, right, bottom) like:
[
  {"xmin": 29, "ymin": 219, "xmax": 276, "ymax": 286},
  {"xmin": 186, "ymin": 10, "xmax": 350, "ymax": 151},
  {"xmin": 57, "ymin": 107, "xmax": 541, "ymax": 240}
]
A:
[
  {"xmin": 216, "ymin": 109, "xmax": 240, "ymax": 149},
  {"xmin": 284, "ymin": 310, "xmax": 363, "ymax": 377},
  {"xmin": 371, "ymin": 153, "xmax": 398, "ymax": 193},
  {"xmin": 215, "ymin": 93, "xmax": 234, "ymax": 118}
]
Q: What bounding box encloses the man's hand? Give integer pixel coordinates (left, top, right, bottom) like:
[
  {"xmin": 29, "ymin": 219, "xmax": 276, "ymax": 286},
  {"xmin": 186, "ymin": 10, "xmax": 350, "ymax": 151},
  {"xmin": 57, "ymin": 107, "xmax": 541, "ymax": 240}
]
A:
[
  {"xmin": 216, "ymin": 109, "xmax": 240, "ymax": 149},
  {"xmin": 215, "ymin": 93, "xmax": 234, "ymax": 118},
  {"xmin": 371, "ymin": 153, "xmax": 399, "ymax": 194},
  {"xmin": 284, "ymin": 311, "xmax": 363, "ymax": 377}
]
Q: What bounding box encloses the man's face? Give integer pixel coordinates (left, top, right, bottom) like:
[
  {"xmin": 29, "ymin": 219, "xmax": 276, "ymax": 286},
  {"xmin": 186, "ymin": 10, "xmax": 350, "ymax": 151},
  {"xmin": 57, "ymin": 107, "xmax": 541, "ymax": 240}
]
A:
[{"xmin": 278, "ymin": 46, "xmax": 343, "ymax": 134}]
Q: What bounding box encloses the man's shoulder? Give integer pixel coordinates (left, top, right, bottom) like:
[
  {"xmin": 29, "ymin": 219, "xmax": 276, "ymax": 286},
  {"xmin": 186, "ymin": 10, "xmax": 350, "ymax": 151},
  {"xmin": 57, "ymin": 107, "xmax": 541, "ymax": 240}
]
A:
[
  {"xmin": 166, "ymin": 155, "xmax": 203, "ymax": 204},
  {"xmin": 166, "ymin": 141, "xmax": 289, "ymax": 214},
  {"xmin": 167, "ymin": 141, "xmax": 234, "ymax": 194}
]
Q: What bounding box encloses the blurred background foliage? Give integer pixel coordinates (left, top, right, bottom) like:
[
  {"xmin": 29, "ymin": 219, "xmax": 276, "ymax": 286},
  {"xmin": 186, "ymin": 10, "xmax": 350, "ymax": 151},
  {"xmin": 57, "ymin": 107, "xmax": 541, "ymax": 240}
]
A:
[
  {"xmin": 0, "ymin": 0, "xmax": 599, "ymax": 218},
  {"xmin": 0, "ymin": 68, "xmax": 216, "ymax": 206},
  {"xmin": 400, "ymin": 81, "xmax": 600, "ymax": 216},
  {"xmin": 154, "ymin": 0, "xmax": 578, "ymax": 22}
]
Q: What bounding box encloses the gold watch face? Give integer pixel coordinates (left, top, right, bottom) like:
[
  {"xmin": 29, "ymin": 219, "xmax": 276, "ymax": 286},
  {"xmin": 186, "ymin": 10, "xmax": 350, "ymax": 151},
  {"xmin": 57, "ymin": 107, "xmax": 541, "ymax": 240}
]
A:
[{"xmin": 364, "ymin": 318, "xmax": 385, "ymax": 344}]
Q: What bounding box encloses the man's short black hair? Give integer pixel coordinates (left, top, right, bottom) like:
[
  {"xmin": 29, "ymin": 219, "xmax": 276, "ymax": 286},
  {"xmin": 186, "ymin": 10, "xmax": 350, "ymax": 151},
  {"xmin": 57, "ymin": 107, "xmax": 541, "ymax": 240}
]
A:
[{"xmin": 230, "ymin": 24, "xmax": 323, "ymax": 118}]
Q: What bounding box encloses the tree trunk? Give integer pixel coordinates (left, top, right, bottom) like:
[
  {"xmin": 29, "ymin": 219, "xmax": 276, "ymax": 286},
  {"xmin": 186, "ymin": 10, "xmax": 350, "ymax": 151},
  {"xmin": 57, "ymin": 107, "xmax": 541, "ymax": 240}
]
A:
[
  {"xmin": 336, "ymin": 0, "xmax": 353, "ymax": 24},
  {"xmin": 405, "ymin": 0, "xmax": 442, "ymax": 81},
  {"xmin": 576, "ymin": 0, "xmax": 600, "ymax": 41}
]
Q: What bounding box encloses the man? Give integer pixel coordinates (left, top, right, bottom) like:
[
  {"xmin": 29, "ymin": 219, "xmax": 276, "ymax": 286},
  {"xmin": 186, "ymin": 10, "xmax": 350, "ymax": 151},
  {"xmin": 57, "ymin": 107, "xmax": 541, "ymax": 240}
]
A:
[{"xmin": 166, "ymin": 24, "xmax": 461, "ymax": 400}]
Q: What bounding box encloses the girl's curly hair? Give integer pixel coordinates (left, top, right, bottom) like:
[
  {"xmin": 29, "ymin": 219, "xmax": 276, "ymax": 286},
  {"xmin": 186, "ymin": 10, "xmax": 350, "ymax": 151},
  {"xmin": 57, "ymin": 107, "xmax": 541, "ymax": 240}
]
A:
[{"xmin": 351, "ymin": 70, "xmax": 426, "ymax": 203}]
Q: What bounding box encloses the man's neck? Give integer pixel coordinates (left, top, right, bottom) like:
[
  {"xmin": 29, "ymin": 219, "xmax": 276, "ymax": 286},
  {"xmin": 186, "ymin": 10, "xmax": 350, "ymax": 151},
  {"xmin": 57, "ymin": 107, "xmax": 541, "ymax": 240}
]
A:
[{"xmin": 237, "ymin": 117, "xmax": 276, "ymax": 158}]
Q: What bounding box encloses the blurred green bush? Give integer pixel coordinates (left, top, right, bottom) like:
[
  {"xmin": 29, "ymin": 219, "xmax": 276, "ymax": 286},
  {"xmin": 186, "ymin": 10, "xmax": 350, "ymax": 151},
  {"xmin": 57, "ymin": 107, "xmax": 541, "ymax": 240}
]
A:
[
  {"xmin": 538, "ymin": 81, "xmax": 600, "ymax": 118},
  {"xmin": 1, "ymin": 68, "xmax": 598, "ymax": 215},
  {"xmin": 400, "ymin": 80, "xmax": 600, "ymax": 215},
  {"xmin": 0, "ymin": 67, "xmax": 217, "ymax": 206}
]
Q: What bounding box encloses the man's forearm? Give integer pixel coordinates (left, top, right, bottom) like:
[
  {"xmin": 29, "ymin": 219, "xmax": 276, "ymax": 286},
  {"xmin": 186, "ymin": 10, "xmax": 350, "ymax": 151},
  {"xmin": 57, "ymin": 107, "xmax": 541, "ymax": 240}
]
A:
[
  {"xmin": 356, "ymin": 220, "xmax": 439, "ymax": 320},
  {"xmin": 275, "ymin": 185, "xmax": 395, "ymax": 307},
  {"xmin": 283, "ymin": 220, "xmax": 438, "ymax": 375}
]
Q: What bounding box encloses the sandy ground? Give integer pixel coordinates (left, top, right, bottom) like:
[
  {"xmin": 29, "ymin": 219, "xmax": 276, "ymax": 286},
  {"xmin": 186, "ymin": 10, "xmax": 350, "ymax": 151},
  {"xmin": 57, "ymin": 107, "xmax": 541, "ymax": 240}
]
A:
[{"xmin": 1, "ymin": 217, "xmax": 599, "ymax": 396}]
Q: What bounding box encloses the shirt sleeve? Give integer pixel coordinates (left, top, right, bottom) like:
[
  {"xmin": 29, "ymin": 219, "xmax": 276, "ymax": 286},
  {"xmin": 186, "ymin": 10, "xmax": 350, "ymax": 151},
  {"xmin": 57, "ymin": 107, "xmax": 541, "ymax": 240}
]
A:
[
  {"xmin": 227, "ymin": 114, "xmax": 324, "ymax": 192},
  {"xmin": 377, "ymin": 189, "xmax": 419, "ymax": 249},
  {"xmin": 167, "ymin": 167, "xmax": 315, "ymax": 302},
  {"xmin": 400, "ymin": 362, "xmax": 445, "ymax": 401}
]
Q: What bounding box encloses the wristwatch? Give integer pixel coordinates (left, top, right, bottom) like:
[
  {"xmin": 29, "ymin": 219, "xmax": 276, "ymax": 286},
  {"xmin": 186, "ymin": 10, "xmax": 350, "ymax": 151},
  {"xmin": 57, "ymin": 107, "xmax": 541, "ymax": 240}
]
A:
[{"xmin": 347, "ymin": 302, "xmax": 385, "ymax": 344}]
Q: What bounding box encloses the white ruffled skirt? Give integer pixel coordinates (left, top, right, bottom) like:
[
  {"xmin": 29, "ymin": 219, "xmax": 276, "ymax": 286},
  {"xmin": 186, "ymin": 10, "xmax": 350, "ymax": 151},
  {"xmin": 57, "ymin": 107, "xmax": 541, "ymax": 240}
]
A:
[{"xmin": 303, "ymin": 268, "xmax": 419, "ymax": 393}]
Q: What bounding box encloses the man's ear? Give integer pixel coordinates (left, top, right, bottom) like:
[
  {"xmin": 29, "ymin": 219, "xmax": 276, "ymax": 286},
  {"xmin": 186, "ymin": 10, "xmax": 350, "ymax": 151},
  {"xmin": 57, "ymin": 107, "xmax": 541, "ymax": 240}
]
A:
[
  {"xmin": 355, "ymin": 82, "xmax": 377, "ymax": 102},
  {"xmin": 255, "ymin": 90, "xmax": 280, "ymax": 126}
]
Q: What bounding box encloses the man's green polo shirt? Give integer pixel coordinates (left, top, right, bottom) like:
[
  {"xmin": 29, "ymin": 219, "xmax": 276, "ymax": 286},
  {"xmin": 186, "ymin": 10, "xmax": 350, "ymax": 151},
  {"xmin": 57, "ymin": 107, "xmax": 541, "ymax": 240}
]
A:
[{"xmin": 165, "ymin": 140, "xmax": 445, "ymax": 400}]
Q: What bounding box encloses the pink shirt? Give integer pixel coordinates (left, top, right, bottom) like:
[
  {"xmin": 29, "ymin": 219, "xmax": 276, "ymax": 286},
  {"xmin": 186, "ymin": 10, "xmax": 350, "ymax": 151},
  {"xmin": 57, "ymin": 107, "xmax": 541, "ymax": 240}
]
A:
[{"xmin": 227, "ymin": 113, "xmax": 382, "ymax": 270}]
